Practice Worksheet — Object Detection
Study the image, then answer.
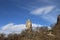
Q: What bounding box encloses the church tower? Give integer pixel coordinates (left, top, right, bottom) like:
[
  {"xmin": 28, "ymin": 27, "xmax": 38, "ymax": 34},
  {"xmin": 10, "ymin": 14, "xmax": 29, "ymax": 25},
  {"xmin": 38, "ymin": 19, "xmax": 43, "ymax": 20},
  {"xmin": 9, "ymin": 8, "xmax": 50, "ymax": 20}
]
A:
[{"xmin": 26, "ymin": 19, "xmax": 32, "ymax": 30}]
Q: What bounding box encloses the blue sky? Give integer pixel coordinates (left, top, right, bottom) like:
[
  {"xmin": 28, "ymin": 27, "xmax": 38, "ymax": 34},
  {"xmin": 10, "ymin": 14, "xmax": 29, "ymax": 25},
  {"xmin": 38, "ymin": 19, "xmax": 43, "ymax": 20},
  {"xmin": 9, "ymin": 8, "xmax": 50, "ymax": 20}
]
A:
[{"xmin": 0, "ymin": 0, "xmax": 60, "ymax": 34}]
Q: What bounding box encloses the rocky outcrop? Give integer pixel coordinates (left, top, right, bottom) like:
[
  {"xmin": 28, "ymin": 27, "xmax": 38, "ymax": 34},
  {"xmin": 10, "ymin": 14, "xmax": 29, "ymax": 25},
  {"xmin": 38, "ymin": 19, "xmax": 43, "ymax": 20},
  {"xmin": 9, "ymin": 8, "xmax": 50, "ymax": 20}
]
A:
[
  {"xmin": 52, "ymin": 15, "xmax": 60, "ymax": 39},
  {"xmin": 57, "ymin": 15, "xmax": 60, "ymax": 24},
  {"xmin": 53, "ymin": 15, "xmax": 60, "ymax": 30}
]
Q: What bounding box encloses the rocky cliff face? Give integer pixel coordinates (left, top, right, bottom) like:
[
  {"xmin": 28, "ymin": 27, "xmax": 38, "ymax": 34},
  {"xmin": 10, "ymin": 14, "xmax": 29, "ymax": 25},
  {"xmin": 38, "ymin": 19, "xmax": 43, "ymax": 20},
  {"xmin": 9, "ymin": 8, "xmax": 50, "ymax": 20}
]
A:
[
  {"xmin": 57, "ymin": 15, "xmax": 60, "ymax": 24},
  {"xmin": 53, "ymin": 15, "xmax": 60, "ymax": 31},
  {"xmin": 52, "ymin": 15, "xmax": 60, "ymax": 39}
]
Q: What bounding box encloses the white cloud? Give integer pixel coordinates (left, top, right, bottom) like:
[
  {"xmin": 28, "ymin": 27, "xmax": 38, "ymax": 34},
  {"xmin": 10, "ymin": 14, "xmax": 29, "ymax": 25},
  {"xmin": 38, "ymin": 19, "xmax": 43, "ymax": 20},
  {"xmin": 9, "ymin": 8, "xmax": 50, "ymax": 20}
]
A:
[
  {"xmin": 44, "ymin": 6, "xmax": 55, "ymax": 14},
  {"xmin": 30, "ymin": 6, "xmax": 57, "ymax": 23},
  {"xmin": 30, "ymin": 6, "xmax": 55, "ymax": 15},
  {"xmin": 31, "ymin": 8, "xmax": 45, "ymax": 15},
  {"xmin": 0, "ymin": 23, "xmax": 42, "ymax": 34},
  {"xmin": 42, "ymin": 15, "xmax": 56, "ymax": 23},
  {"xmin": 2, "ymin": 23, "xmax": 26, "ymax": 31},
  {"xmin": 32, "ymin": 23, "xmax": 42, "ymax": 27}
]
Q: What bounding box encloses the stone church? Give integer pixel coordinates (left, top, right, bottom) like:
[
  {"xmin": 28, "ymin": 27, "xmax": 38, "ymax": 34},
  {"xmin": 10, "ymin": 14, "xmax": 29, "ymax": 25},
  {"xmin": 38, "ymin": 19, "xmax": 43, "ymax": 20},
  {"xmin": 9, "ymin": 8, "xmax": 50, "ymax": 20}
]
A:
[{"xmin": 26, "ymin": 19, "xmax": 32, "ymax": 31}]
